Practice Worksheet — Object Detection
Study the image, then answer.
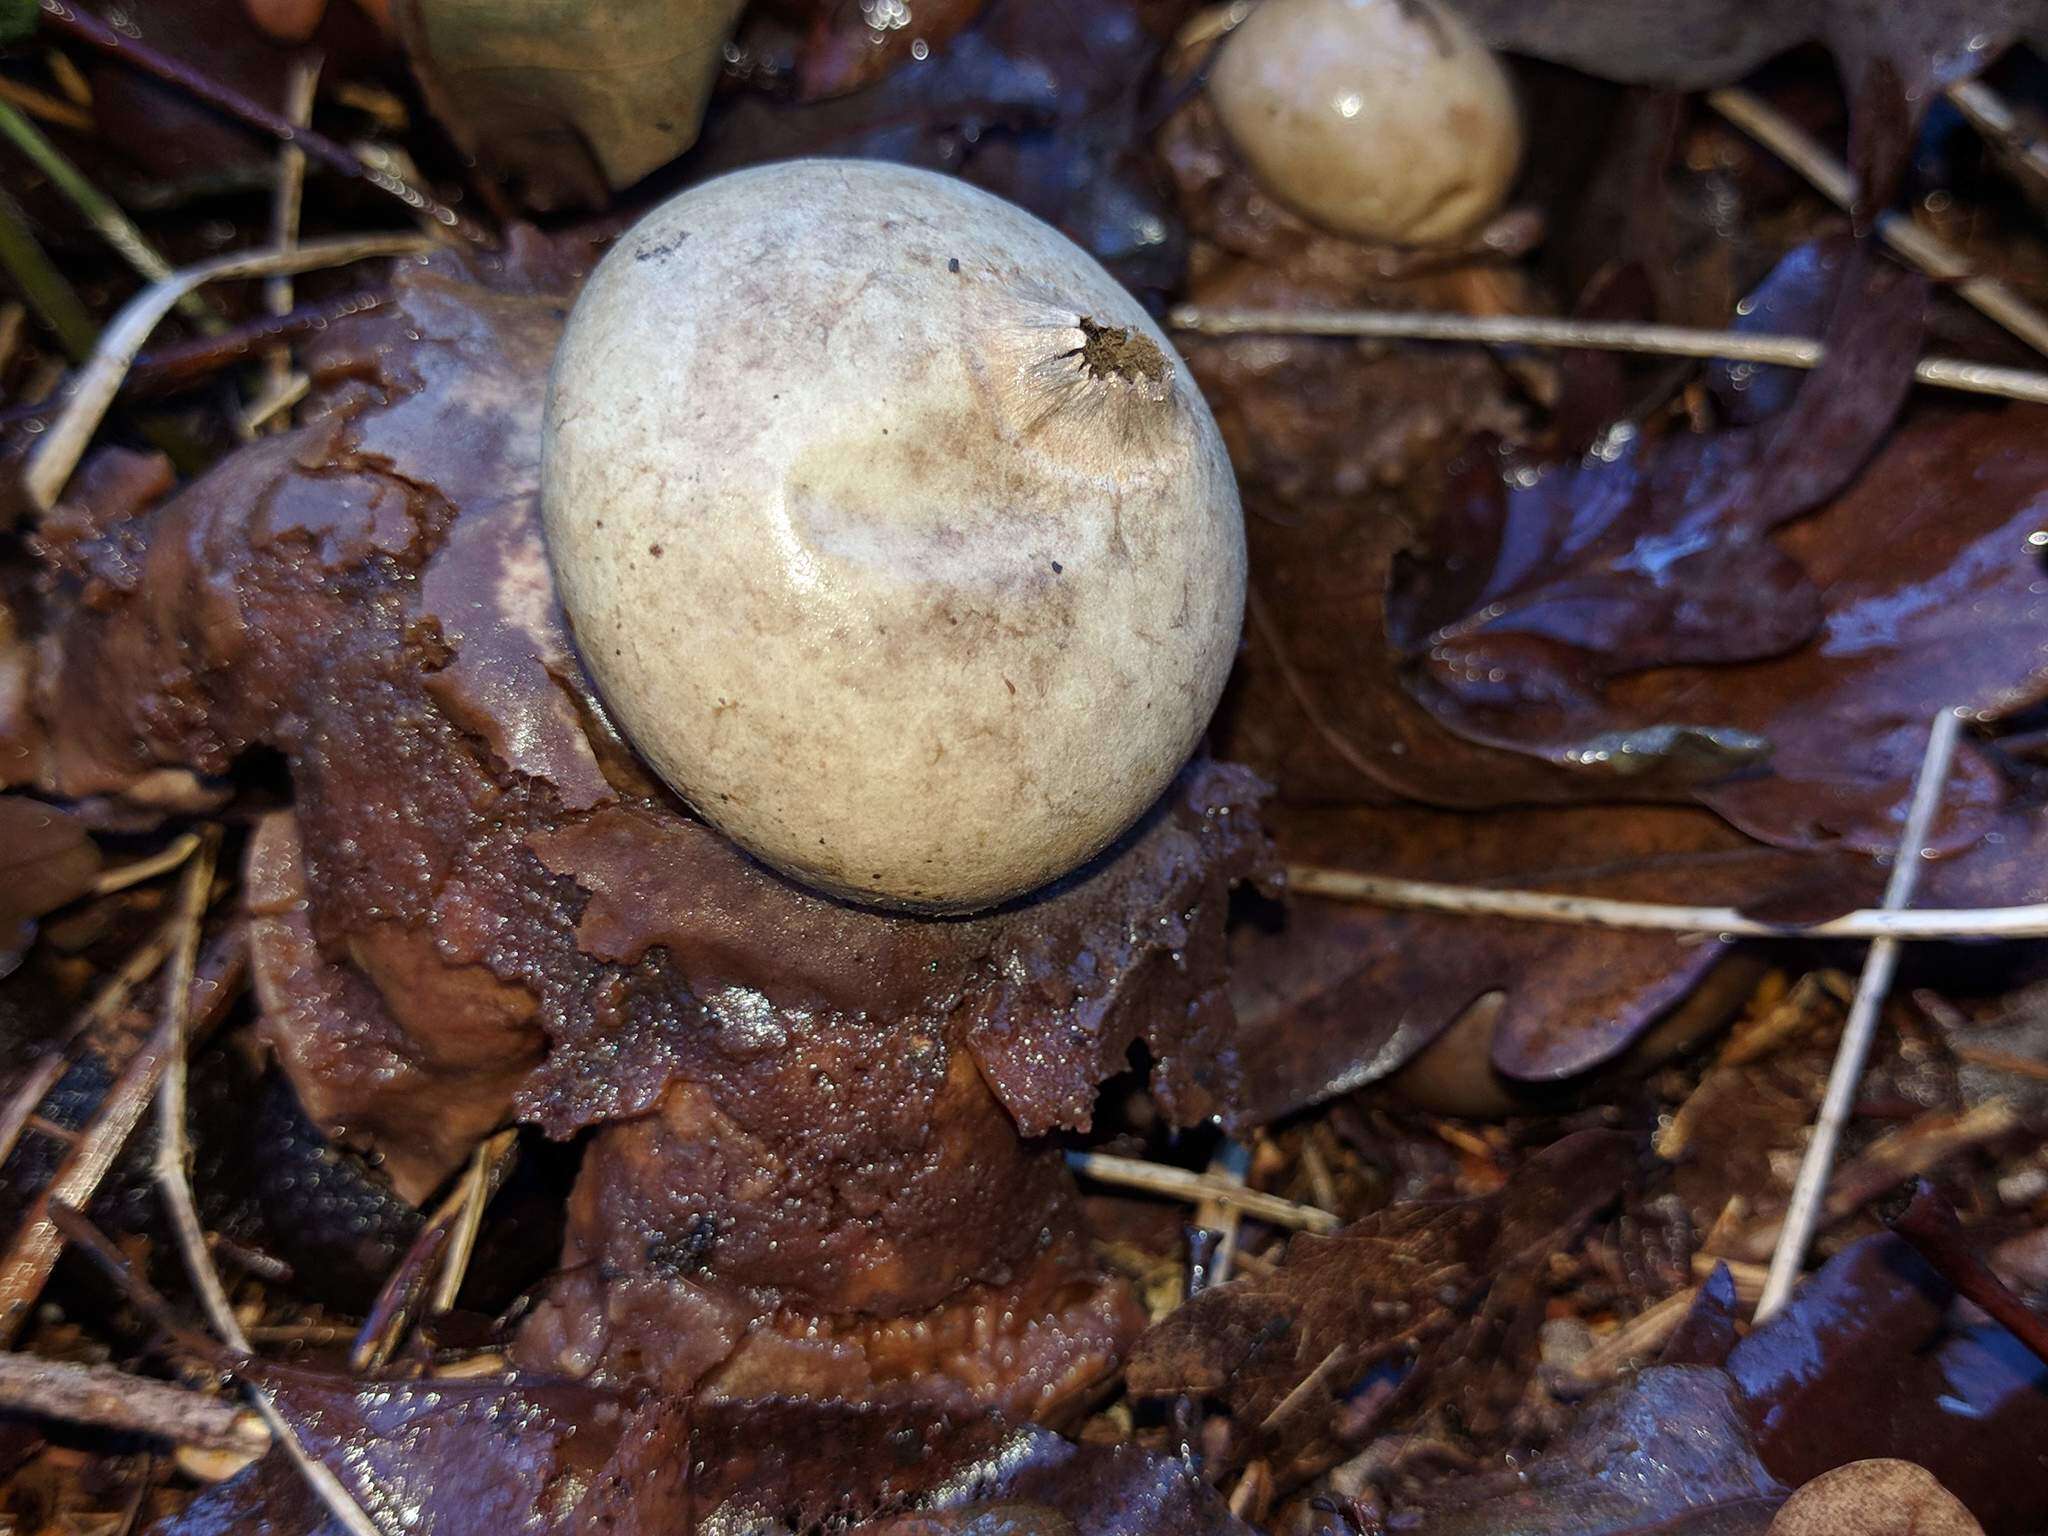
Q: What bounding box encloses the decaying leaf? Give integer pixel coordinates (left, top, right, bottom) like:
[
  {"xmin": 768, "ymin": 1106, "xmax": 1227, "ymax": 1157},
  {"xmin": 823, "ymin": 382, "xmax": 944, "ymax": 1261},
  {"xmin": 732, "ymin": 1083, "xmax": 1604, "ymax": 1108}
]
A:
[
  {"xmin": 1401, "ymin": 1366, "xmax": 1786, "ymax": 1536},
  {"xmin": 152, "ymin": 1392, "xmax": 1250, "ymax": 1536},
  {"xmin": 392, "ymin": 0, "xmax": 748, "ymax": 208},
  {"xmin": 694, "ymin": 0, "xmax": 1191, "ymax": 298},
  {"xmin": 1767, "ymin": 1461, "xmax": 1986, "ymax": 1536},
  {"xmin": 0, "ymin": 795, "xmax": 100, "ymax": 977},
  {"xmin": 1390, "ymin": 248, "xmax": 1924, "ymax": 755},
  {"xmin": 1727, "ymin": 1235, "xmax": 2048, "ymax": 1534},
  {"xmin": 146, "ymin": 1370, "xmax": 686, "ymax": 1535},
  {"xmin": 1126, "ymin": 1131, "xmax": 1634, "ymax": 1465}
]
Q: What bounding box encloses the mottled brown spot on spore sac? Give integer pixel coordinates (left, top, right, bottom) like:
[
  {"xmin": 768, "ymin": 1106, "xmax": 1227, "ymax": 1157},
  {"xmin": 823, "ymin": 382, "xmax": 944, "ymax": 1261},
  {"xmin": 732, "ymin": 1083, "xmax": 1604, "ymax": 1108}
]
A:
[
  {"xmin": 1075, "ymin": 316, "xmax": 1168, "ymax": 385},
  {"xmin": 649, "ymin": 543, "xmax": 664, "ymax": 558}
]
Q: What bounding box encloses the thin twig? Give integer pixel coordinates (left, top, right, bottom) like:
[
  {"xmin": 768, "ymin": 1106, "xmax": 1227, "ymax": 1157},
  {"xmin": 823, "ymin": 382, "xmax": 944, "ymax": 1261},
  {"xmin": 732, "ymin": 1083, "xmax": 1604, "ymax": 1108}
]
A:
[
  {"xmin": 350, "ymin": 1127, "xmax": 516, "ymax": 1371},
  {"xmin": 1191, "ymin": 1140, "xmax": 1252, "ymax": 1286},
  {"xmin": 152, "ymin": 837, "xmax": 234, "ymax": 1346},
  {"xmin": 0, "ymin": 881, "xmax": 215, "ymax": 1345},
  {"xmin": 0, "ymin": 76, "xmax": 93, "ymax": 132},
  {"xmin": 0, "ymin": 920, "xmax": 177, "ymax": 1168},
  {"xmin": 1755, "ymin": 707, "xmax": 1962, "ymax": 1320},
  {"xmin": 21, "ymin": 231, "xmax": 434, "ymax": 514},
  {"xmin": 1571, "ymin": 1285, "xmax": 1702, "ymax": 1381},
  {"xmin": 0, "ymin": 289, "xmax": 390, "ymax": 431},
  {"xmin": 1946, "ymin": 79, "xmax": 2048, "ymax": 211},
  {"xmin": 0, "ymin": 98, "xmax": 218, "ymax": 328},
  {"xmin": 37, "ymin": 0, "xmax": 490, "ymax": 246},
  {"xmin": 145, "ymin": 886, "xmax": 389, "ymax": 1536},
  {"xmin": 91, "ymin": 832, "xmax": 200, "ymax": 897},
  {"xmin": 430, "ymin": 1128, "xmax": 516, "ymax": 1314},
  {"xmin": 1282, "ymin": 867, "xmax": 2048, "ymax": 941},
  {"xmin": 1736, "ymin": 1100, "xmax": 2018, "ymax": 1262},
  {"xmin": 1065, "ymin": 1150, "xmax": 1342, "ymax": 1233},
  {"xmin": 258, "ymin": 56, "xmax": 319, "ymax": 432},
  {"xmin": 1708, "ymin": 86, "xmax": 2048, "ymax": 361},
  {"xmin": 0, "ymin": 1351, "xmax": 269, "ymax": 1453},
  {"xmin": 1167, "ymin": 305, "xmax": 2048, "ymax": 407},
  {"xmin": 52, "ymin": 1205, "xmax": 389, "ymax": 1536}
]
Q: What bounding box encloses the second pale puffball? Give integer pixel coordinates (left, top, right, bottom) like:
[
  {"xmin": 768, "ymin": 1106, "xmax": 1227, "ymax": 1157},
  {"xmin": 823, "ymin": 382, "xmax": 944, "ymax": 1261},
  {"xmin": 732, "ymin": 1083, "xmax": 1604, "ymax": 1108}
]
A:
[
  {"xmin": 1209, "ymin": 0, "xmax": 1522, "ymax": 245},
  {"xmin": 542, "ymin": 161, "xmax": 1245, "ymax": 913}
]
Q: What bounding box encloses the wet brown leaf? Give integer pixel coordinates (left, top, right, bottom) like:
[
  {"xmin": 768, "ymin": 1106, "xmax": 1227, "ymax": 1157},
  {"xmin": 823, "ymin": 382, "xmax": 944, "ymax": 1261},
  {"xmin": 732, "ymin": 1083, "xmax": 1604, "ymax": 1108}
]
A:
[
  {"xmin": 695, "ymin": 0, "xmax": 1190, "ymax": 297},
  {"xmin": 1727, "ymin": 1235, "xmax": 2048, "ymax": 1534},
  {"xmin": 155, "ymin": 1394, "xmax": 1250, "ymax": 1536},
  {"xmin": 1402, "ymin": 1365, "xmax": 1785, "ymax": 1536},
  {"xmin": 0, "ymin": 796, "xmax": 100, "ymax": 976},
  {"xmin": 1391, "ymin": 249, "xmax": 1923, "ymax": 733}
]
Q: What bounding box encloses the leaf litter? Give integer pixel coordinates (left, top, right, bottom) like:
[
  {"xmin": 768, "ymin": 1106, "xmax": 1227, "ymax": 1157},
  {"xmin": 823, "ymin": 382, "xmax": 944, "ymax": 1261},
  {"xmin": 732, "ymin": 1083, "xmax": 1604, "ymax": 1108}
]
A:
[{"xmin": 0, "ymin": 2, "xmax": 2043, "ymax": 1535}]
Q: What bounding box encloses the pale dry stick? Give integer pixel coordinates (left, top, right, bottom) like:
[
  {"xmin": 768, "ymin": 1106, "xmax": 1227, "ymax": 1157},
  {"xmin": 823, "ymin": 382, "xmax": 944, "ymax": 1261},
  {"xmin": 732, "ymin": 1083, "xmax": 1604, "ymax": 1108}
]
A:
[
  {"xmin": 1167, "ymin": 305, "xmax": 2048, "ymax": 407},
  {"xmin": 0, "ymin": 920, "xmax": 177, "ymax": 1167},
  {"xmin": 1708, "ymin": 86, "xmax": 2048, "ymax": 361},
  {"xmin": 258, "ymin": 56, "xmax": 320, "ymax": 432},
  {"xmin": 1192, "ymin": 1139, "xmax": 1252, "ymax": 1286},
  {"xmin": 352, "ymin": 1128, "xmax": 516, "ymax": 1370},
  {"xmin": 0, "ymin": 1351, "xmax": 269, "ymax": 1454},
  {"xmin": 146, "ymin": 892, "xmax": 389, "ymax": 1536},
  {"xmin": 152, "ymin": 837, "xmax": 231, "ymax": 1342},
  {"xmin": 1572, "ymin": 1285, "xmax": 1702, "ymax": 1382},
  {"xmin": 237, "ymin": 371, "xmax": 308, "ymax": 436},
  {"xmin": 21, "ymin": 232, "xmax": 436, "ymax": 515},
  {"xmin": 1065, "ymin": 1150, "xmax": 1342, "ymax": 1233},
  {"xmin": 1692, "ymin": 1253, "xmax": 1768, "ymax": 1303},
  {"xmin": 1755, "ymin": 707, "xmax": 1964, "ymax": 1321},
  {"xmin": 1283, "ymin": 866, "xmax": 2048, "ymax": 942},
  {"xmin": 0, "ymin": 857, "xmax": 217, "ymax": 1343},
  {"xmin": 1735, "ymin": 1100, "xmax": 2019, "ymax": 1264},
  {"xmin": 91, "ymin": 831, "xmax": 200, "ymax": 897},
  {"xmin": 430, "ymin": 1128, "xmax": 517, "ymax": 1314},
  {"xmin": 1947, "ymin": 78, "xmax": 2048, "ymax": 206}
]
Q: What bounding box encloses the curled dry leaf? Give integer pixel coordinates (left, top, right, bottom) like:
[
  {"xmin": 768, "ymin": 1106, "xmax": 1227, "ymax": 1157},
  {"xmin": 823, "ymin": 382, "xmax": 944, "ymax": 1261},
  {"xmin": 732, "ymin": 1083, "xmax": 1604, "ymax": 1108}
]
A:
[
  {"xmin": 391, "ymin": 0, "xmax": 748, "ymax": 208},
  {"xmin": 1767, "ymin": 1461, "xmax": 1986, "ymax": 1536}
]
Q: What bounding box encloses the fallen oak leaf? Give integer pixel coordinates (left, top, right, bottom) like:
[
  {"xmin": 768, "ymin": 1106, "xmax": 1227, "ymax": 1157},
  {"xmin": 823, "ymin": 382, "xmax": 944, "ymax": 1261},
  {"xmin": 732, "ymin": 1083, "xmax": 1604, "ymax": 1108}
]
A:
[
  {"xmin": 1391, "ymin": 247, "xmax": 1926, "ymax": 758},
  {"xmin": 1126, "ymin": 1131, "xmax": 1634, "ymax": 1468}
]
